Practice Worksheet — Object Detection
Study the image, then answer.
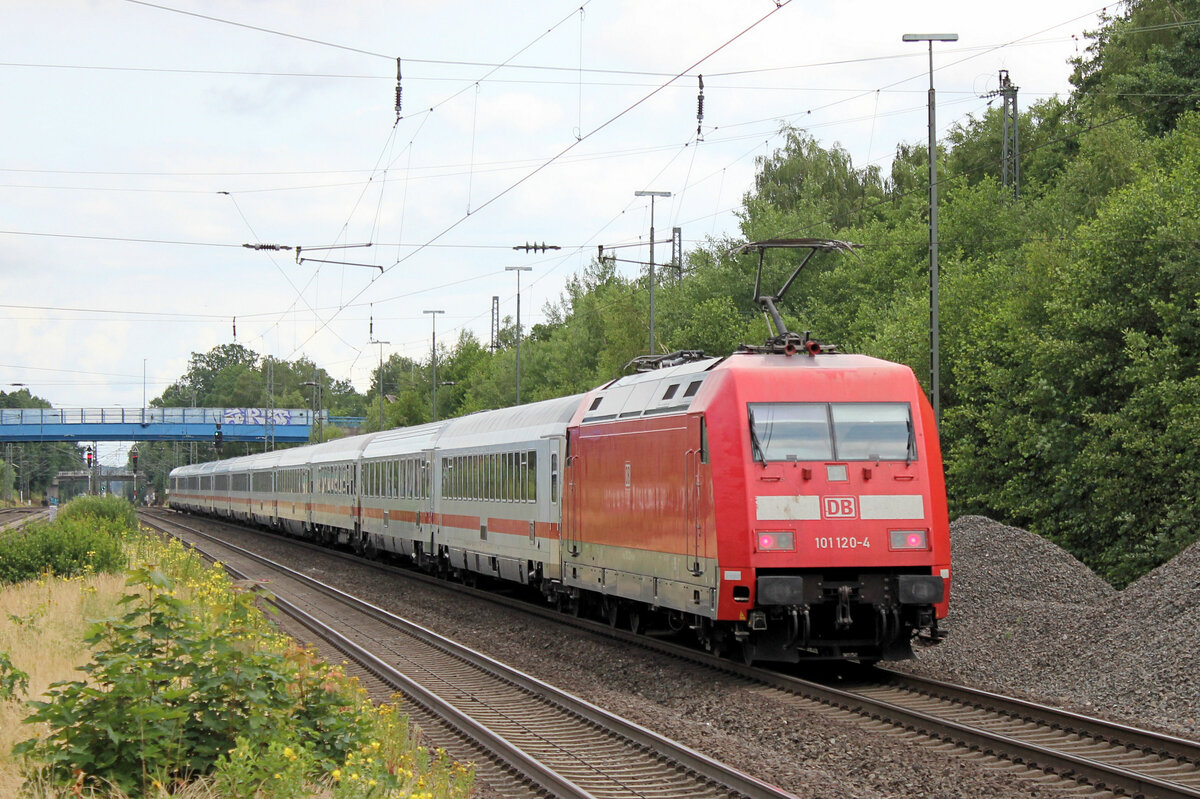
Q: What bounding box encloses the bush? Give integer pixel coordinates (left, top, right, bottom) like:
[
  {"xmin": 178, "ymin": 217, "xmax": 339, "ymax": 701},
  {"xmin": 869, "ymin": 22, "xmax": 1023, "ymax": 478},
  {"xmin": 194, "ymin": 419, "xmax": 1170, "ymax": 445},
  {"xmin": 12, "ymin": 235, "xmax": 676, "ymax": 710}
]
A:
[
  {"xmin": 14, "ymin": 568, "xmax": 378, "ymax": 797},
  {"xmin": 56, "ymin": 495, "xmax": 138, "ymax": 530},
  {"xmin": 0, "ymin": 515, "xmax": 127, "ymax": 584}
]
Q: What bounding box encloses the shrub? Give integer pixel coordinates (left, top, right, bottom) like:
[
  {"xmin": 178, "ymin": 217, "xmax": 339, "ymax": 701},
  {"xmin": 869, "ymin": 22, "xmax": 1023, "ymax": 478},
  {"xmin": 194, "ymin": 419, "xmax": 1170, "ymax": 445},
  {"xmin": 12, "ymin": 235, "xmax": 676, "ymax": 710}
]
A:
[
  {"xmin": 56, "ymin": 495, "xmax": 138, "ymax": 530},
  {"xmin": 0, "ymin": 515, "xmax": 127, "ymax": 584},
  {"xmin": 14, "ymin": 568, "xmax": 376, "ymax": 797}
]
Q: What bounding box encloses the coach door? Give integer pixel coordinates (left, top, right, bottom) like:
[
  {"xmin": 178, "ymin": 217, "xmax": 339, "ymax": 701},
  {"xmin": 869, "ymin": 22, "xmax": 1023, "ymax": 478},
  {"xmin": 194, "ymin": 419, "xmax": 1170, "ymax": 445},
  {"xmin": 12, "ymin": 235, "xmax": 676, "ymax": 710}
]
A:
[
  {"xmin": 423, "ymin": 452, "xmax": 437, "ymax": 560},
  {"xmin": 563, "ymin": 429, "xmax": 581, "ymax": 558},
  {"xmin": 683, "ymin": 415, "xmax": 707, "ymax": 576}
]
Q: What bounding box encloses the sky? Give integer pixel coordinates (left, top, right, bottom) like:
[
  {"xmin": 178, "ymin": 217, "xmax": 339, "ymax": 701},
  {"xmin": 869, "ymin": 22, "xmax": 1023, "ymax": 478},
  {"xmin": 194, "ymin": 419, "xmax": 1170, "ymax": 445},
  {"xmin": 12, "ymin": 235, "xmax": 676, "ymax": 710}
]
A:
[{"xmin": 2, "ymin": 0, "xmax": 1111, "ymax": 462}]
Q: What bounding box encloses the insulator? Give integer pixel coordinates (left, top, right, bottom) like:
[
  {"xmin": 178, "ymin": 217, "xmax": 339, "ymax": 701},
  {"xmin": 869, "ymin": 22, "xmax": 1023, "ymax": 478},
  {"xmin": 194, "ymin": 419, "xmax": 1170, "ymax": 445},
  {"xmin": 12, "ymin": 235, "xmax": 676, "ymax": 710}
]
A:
[
  {"xmin": 232, "ymin": 317, "xmax": 237, "ymax": 339},
  {"xmin": 395, "ymin": 57, "xmax": 403, "ymax": 120},
  {"xmin": 696, "ymin": 74, "xmax": 705, "ymax": 141}
]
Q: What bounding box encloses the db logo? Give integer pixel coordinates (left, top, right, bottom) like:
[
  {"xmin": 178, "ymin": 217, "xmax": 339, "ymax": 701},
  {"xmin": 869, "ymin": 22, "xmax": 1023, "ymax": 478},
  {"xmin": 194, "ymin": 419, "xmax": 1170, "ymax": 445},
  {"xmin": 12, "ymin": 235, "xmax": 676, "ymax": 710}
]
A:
[{"xmin": 822, "ymin": 496, "xmax": 858, "ymax": 519}]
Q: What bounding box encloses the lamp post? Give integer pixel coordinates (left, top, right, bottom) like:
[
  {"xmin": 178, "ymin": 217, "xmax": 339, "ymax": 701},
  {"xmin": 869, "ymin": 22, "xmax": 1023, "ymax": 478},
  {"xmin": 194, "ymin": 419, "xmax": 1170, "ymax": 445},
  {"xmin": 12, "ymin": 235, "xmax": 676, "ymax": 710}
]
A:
[
  {"xmin": 634, "ymin": 190, "xmax": 672, "ymax": 355},
  {"xmin": 423, "ymin": 310, "xmax": 445, "ymax": 421},
  {"xmin": 902, "ymin": 32, "xmax": 957, "ymax": 428},
  {"xmin": 369, "ymin": 339, "xmax": 390, "ymax": 431},
  {"xmin": 504, "ymin": 266, "xmax": 533, "ymax": 405},
  {"xmin": 301, "ymin": 379, "xmax": 323, "ymax": 442}
]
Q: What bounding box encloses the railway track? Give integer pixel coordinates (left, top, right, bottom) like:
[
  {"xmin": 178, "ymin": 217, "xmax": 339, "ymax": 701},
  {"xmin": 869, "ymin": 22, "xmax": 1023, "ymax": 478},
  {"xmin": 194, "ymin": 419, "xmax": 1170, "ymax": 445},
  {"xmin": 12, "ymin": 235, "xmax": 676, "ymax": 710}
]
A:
[
  {"xmin": 141, "ymin": 509, "xmax": 794, "ymax": 799},
  {"xmin": 144, "ymin": 509, "xmax": 1200, "ymax": 799},
  {"xmin": 0, "ymin": 506, "xmax": 48, "ymax": 532}
]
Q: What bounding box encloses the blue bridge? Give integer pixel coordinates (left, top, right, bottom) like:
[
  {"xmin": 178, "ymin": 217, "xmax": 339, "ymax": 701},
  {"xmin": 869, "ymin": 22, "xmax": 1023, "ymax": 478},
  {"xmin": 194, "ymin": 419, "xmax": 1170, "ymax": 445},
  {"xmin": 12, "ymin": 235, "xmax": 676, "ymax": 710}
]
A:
[{"xmin": 0, "ymin": 407, "xmax": 362, "ymax": 443}]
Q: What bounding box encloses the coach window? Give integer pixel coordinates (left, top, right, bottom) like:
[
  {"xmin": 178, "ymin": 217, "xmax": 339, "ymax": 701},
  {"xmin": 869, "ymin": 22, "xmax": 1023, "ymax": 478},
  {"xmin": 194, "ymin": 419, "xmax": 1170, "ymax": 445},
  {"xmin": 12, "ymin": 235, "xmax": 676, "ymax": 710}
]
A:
[
  {"xmin": 550, "ymin": 453, "xmax": 559, "ymax": 503},
  {"xmin": 527, "ymin": 451, "xmax": 537, "ymax": 502},
  {"xmin": 506, "ymin": 452, "xmax": 514, "ymax": 502}
]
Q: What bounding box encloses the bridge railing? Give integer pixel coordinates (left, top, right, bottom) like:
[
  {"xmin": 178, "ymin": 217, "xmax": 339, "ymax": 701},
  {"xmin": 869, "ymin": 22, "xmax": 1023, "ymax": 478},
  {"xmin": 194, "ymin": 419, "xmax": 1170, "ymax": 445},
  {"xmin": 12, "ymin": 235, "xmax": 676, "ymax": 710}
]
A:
[{"xmin": 0, "ymin": 408, "xmax": 314, "ymax": 426}]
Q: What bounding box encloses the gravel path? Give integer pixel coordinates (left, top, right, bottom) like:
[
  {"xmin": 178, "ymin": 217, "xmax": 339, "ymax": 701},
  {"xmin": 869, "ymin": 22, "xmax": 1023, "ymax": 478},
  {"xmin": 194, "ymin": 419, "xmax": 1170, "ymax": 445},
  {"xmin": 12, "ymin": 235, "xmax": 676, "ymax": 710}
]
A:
[
  {"xmin": 898, "ymin": 515, "xmax": 1199, "ymax": 739},
  {"xmin": 199, "ymin": 519, "xmax": 1094, "ymax": 799}
]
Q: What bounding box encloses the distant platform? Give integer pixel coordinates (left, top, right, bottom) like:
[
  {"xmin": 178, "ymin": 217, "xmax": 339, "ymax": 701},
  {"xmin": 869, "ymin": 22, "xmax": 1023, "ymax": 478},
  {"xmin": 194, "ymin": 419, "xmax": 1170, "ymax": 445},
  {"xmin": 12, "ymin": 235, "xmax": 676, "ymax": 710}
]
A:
[{"xmin": 0, "ymin": 407, "xmax": 325, "ymax": 443}]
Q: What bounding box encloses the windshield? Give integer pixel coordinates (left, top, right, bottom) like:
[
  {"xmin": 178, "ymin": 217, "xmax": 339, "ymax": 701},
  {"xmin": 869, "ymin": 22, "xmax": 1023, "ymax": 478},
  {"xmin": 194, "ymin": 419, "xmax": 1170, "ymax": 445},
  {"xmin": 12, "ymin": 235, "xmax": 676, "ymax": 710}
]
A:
[{"xmin": 748, "ymin": 402, "xmax": 915, "ymax": 462}]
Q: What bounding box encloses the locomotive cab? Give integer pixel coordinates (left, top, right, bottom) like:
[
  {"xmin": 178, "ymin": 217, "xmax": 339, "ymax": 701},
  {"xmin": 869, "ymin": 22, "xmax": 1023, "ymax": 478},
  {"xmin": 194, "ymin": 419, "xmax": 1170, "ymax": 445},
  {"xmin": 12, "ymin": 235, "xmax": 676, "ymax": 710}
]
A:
[{"xmin": 710, "ymin": 352, "xmax": 951, "ymax": 663}]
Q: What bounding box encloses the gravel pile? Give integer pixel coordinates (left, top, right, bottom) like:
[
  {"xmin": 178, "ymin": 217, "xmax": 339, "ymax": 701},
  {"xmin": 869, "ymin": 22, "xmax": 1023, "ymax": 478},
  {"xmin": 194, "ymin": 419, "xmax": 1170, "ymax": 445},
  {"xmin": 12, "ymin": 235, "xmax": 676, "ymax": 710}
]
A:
[{"xmin": 900, "ymin": 516, "xmax": 1200, "ymax": 739}]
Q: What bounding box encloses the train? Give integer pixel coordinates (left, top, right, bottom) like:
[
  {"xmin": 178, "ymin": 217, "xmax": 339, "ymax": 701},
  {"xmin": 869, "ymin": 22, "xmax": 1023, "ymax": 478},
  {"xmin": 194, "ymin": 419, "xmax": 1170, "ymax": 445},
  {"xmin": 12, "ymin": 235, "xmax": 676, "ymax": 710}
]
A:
[{"xmin": 169, "ymin": 344, "xmax": 950, "ymax": 664}]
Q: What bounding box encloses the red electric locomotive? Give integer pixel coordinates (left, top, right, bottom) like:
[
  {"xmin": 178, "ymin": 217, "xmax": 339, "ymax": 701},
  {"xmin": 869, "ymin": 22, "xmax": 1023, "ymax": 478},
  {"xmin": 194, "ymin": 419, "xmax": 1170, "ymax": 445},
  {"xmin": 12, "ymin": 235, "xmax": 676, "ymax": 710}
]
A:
[{"xmin": 560, "ymin": 240, "xmax": 949, "ymax": 662}]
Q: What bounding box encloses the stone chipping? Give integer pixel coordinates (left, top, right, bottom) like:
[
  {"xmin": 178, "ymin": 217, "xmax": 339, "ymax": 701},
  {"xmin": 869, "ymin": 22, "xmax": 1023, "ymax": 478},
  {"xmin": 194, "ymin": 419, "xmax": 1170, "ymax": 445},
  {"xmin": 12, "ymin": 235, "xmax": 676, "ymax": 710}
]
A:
[
  {"xmin": 899, "ymin": 515, "xmax": 1200, "ymax": 739},
  {"xmin": 183, "ymin": 512, "xmax": 1200, "ymax": 797},
  {"xmin": 201, "ymin": 522, "xmax": 1076, "ymax": 798}
]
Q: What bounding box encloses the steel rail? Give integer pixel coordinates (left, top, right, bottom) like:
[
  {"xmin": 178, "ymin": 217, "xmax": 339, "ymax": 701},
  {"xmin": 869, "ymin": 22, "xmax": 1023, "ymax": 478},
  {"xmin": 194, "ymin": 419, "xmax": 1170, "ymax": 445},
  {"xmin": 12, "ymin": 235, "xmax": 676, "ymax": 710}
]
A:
[
  {"xmin": 146, "ymin": 509, "xmax": 1200, "ymax": 799},
  {"xmin": 143, "ymin": 511, "xmax": 795, "ymax": 799},
  {"xmin": 874, "ymin": 668, "xmax": 1200, "ymax": 767}
]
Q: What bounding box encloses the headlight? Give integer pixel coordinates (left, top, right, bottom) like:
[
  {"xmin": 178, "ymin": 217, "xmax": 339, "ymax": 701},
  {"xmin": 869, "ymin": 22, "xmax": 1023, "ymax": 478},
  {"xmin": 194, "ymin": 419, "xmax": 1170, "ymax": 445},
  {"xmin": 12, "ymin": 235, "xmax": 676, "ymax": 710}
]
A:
[
  {"xmin": 888, "ymin": 529, "xmax": 928, "ymax": 550},
  {"xmin": 756, "ymin": 531, "xmax": 795, "ymax": 552}
]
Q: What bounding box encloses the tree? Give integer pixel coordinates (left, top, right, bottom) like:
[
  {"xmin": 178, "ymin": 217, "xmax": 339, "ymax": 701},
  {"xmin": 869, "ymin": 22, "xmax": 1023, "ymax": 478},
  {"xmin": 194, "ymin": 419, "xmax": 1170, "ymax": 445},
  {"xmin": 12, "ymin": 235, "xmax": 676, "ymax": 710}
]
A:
[{"xmin": 1069, "ymin": 0, "xmax": 1200, "ymax": 136}]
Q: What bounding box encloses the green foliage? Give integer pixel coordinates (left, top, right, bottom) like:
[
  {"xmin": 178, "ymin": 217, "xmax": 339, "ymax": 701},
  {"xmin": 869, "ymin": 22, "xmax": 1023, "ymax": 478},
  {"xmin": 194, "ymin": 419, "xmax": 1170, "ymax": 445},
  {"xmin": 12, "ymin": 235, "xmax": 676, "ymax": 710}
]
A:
[
  {"xmin": 0, "ymin": 509, "xmax": 130, "ymax": 584},
  {"xmin": 14, "ymin": 568, "xmax": 376, "ymax": 797},
  {"xmin": 56, "ymin": 494, "xmax": 139, "ymax": 529},
  {"xmin": 0, "ymin": 651, "xmax": 28, "ymax": 700},
  {"xmin": 1070, "ymin": 0, "xmax": 1200, "ymax": 136}
]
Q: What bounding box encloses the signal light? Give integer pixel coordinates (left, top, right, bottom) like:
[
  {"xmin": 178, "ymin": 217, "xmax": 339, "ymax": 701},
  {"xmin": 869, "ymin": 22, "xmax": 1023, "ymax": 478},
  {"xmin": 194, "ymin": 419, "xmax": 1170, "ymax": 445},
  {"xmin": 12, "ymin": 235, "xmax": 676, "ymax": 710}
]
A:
[
  {"xmin": 85, "ymin": 447, "xmax": 93, "ymax": 467},
  {"xmin": 756, "ymin": 531, "xmax": 795, "ymax": 552},
  {"xmin": 889, "ymin": 529, "xmax": 929, "ymax": 550}
]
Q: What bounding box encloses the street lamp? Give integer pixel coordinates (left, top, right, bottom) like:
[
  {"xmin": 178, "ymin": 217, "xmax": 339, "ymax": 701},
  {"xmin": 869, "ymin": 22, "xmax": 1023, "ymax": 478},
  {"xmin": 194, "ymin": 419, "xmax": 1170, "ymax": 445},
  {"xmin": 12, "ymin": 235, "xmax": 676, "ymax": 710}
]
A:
[
  {"xmin": 301, "ymin": 380, "xmax": 323, "ymax": 442},
  {"xmin": 634, "ymin": 190, "xmax": 672, "ymax": 355},
  {"xmin": 423, "ymin": 310, "xmax": 445, "ymax": 421},
  {"xmin": 902, "ymin": 32, "xmax": 957, "ymax": 428},
  {"xmin": 504, "ymin": 266, "xmax": 533, "ymax": 405},
  {"xmin": 369, "ymin": 339, "xmax": 390, "ymax": 431}
]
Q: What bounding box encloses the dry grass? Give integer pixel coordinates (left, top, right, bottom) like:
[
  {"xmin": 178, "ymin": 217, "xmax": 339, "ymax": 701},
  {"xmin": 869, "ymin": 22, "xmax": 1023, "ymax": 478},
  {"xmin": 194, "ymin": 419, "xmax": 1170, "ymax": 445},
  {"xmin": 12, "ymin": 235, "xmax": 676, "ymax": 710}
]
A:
[{"xmin": 0, "ymin": 573, "xmax": 128, "ymax": 797}]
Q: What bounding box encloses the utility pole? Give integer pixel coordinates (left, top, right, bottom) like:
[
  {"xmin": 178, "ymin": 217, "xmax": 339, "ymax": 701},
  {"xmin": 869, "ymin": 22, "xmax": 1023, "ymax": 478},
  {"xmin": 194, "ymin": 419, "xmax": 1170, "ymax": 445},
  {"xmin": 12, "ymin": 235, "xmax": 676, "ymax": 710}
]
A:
[
  {"xmin": 370, "ymin": 339, "xmax": 390, "ymax": 430},
  {"xmin": 634, "ymin": 190, "xmax": 671, "ymax": 355},
  {"xmin": 302, "ymin": 376, "xmax": 323, "ymax": 443},
  {"xmin": 490, "ymin": 296, "xmax": 500, "ymax": 352},
  {"xmin": 504, "ymin": 266, "xmax": 533, "ymax": 405},
  {"xmin": 999, "ymin": 70, "xmax": 1019, "ymax": 199},
  {"xmin": 981, "ymin": 69, "xmax": 1020, "ymax": 198},
  {"xmin": 423, "ymin": 310, "xmax": 445, "ymax": 421},
  {"xmin": 902, "ymin": 32, "xmax": 958, "ymax": 428},
  {"xmin": 264, "ymin": 358, "xmax": 275, "ymax": 452}
]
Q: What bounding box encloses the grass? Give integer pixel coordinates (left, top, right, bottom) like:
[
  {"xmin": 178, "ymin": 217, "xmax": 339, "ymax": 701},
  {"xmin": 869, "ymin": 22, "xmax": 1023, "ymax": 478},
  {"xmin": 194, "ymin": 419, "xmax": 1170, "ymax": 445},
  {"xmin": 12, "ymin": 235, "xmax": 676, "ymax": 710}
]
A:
[
  {"xmin": 0, "ymin": 499, "xmax": 475, "ymax": 798},
  {"xmin": 0, "ymin": 573, "xmax": 128, "ymax": 797}
]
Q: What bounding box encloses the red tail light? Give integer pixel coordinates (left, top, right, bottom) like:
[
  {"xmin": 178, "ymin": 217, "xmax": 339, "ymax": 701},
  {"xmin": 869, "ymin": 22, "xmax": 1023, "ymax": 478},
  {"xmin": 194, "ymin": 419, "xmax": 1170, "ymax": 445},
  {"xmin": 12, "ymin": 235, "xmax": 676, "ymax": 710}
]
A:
[
  {"xmin": 757, "ymin": 531, "xmax": 795, "ymax": 552},
  {"xmin": 889, "ymin": 529, "xmax": 929, "ymax": 550}
]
